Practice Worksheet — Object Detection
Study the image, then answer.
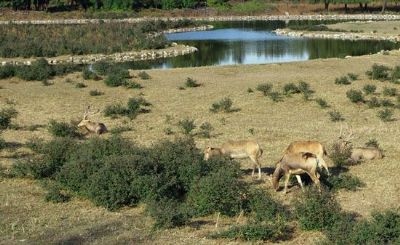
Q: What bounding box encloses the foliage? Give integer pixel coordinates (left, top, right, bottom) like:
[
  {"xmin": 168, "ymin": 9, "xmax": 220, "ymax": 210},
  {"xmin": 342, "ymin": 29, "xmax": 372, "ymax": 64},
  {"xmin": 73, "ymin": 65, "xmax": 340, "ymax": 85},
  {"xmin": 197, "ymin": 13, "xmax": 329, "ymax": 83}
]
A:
[
  {"xmin": 383, "ymin": 87, "xmax": 397, "ymax": 97},
  {"xmin": 346, "ymin": 89, "xmax": 364, "ymax": 103},
  {"xmin": 246, "ymin": 188, "xmax": 289, "ymax": 222},
  {"xmin": 104, "ymin": 97, "xmax": 151, "ymax": 119},
  {"xmin": 335, "ymin": 76, "xmax": 351, "ymax": 85},
  {"xmin": 178, "ymin": 118, "xmax": 196, "ymax": 135},
  {"xmin": 89, "ymin": 90, "xmax": 104, "ymax": 96},
  {"xmin": 210, "ymin": 97, "xmax": 236, "ymax": 113},
  {"xmin": 324, "ymin": 173, "xmax": 365, "ymax": 191},
  {"xmin": 137, "ymin": 71, "xmax": 151, "ymax": 80},
  {"xmin": 185, "ymin": 77, "xmax": 200, "ymax": 88},
  {"xmin": 365, "ymin": 139, "xmax": 380, "ymax": 148},
  {"xmin": 75, "ymin": 82, "xmax": 87, "ymax": 88},
  {"xmin": 15, "ymin": 58, "xmax": 52, "ymax": 81},
  {"xmin": 381, "ymin": 99, "xmax": 395, "ymax": 107},
  {"xmin": 109, "ymin": 126, "xmax": 132, "ymax": 135},
  {"xmin": 283, "ymin": 83, "xmax": 300, "ymax": 95},
  {"xmin": 391, "ymin": 66, "xmax": 400, "ymax": 84},
  {"xmin": 247, "ymin": 88, "xmax": 254, "ymax": 93},
  {"xmin": 316, "ymin": 98, "xmax": 329, "ymax": 108},
  {"xmin": 377, "ymin": 108, "xmax": 393, "ymax": 122},
  {"xmin": 126, "ymin": 81, "xmax": 143, "ymax": 89},
  {"xmin": 82, "ymin": 67, "xmax": 99, "ymax": 80},
  {"xmin": 367, "ymin": 97, "xmax": 381, "ymax": 108},
  {"xmin": 268, "ymin": 91, "xmax": 283, "ymax": 102},
  {"xmin": 146, "ymin": 198, "xmax": 191, "ymax": 229},
  {"xmin": 0, "ymin": 137, "xmax": 6, "ymax": 150},
  {"xmin": 329, "ymin": 141, "xmax": 352, "ymax": 167},
  {"xmin": 328, "ymin": 110, "xmax": 344, "ymax": 122},
  {"xmin": 347, "ymin": 73, "xmax": 359, "ymax": 81},
  {"xmin": 298, "ymin": 81, "xmax": 314, "ymax": 100},
  {"xmin": 294, "ymin": 188, "xmax": 342, "ymax": 231},
  {"xmin": 256, "ymin": 83, "xmax": 273, "ymax": 96},
  {"xmin": 0, "ymin": 107, "xmax": 18, "ymax": 130},
  {"xmin": 363, "ymin": 84, "xmax": 376, "ymax": 95},
  {"xmin": 0, "ymin": 64, "xmax": 15, "ymax": 79},
  {"xmin": 47, "ymin": 120, "xmax": 81, "ymax": 138},
  {"xmin": 366, "ymin": 64, "xmax": 391, "ymax": 81},
  {"xmin": 198, "ymin": 122, "xmax": 213, "ymax": 138},
  {"xmin": 104, "ymin": 73, "xmax": 128, "ymax": 87},
  {"xmin": 44, "ymin": 182, "xmax": 71, "ymax": 203}
]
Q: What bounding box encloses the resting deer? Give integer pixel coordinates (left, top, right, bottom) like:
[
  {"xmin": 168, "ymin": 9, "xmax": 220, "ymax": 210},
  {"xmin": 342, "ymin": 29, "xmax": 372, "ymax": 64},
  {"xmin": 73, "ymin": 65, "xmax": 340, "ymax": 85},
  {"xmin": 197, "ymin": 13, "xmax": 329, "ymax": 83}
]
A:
[
  {"xmin": 272, "ymin": 152, "xmax": 321, "ymax": 194},
  {"xmin": 77, "ymin": 106, "xmax": 107, "ymax": 135},
  {"xmin": 204, "ymin": 140, "xmax": 263, "ymax": 179},
  {"xmin": 284, "ymin": 141, "xmax": 330, "ymax": 175}
]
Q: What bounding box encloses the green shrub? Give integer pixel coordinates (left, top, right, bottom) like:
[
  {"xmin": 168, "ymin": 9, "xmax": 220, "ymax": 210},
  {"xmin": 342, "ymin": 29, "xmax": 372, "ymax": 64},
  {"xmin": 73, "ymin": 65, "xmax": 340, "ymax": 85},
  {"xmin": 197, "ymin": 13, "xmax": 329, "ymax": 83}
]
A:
[
  {"xmin": 198, "ymin": 122, "xmax": 213, "ymax": 138},
  {"xmin": 137, "ymin": 71, "xmax": 151, "ymax": 80},
  {"xmin": 16, "ymin": 58, "xmax": 53, "ymax": 81},
  {"xmin": 367, "ymin": 97, "xmax": 381, "ymax": 108},
  {"xmin": 104, "ymin": 103, "xmax": 127, "ymax": 118},
  {"xmin": 316, "ymin": 98, "xmax": 329, "ymax": 108},
  {"xmin": 391, "ymin": 66, "xmax": 400, "ymax": 84},
  {"xmin": 187, "ymin": 167, "xmax": 244, "ymax": 217},
  {"xmin": 346, "ymin": 89, "xmax": 364, "ymax": 103},
  {"xmin": 146, "ymin": 198, "xmax": 191, "ymax": 229},
  {"xmin": 75, "ymin": 82, "xmax": 87, "ymax": 88},
  {"xmin": 363, "ymin": 84, "xmax": 377, "ymax": 95},
  {"xmin": 178, "ymin": 118, "xmax": 196, "ymax": 135},
  {"xmin": 247, "ymin": 88, "xmax": 254, "ymax": 93},
  {"xmin": 365, "ymin": 139, "xmax": 380, "ymax": 148},
  {"xmin": 44, "ymin": 182, "xmax": 71, "ymax": 203},
  {"xmin": 0, "ymin": 107, "xmax": 18, "ymax": 130},
  {"xmin": 298, "ymin": 81, "xmax": 314, "ymax": 100},
  {"xmin": 246, "ymin": 188, "xmax": 289, "ymax": 222},
  {"xmin": 324, "ymin": 212, "xmax": 358, "ymax": 244},
  {"xmin": 82, "ymin": 67, "xmax": 99, "ymax": 80},
  {"xmin": 283, "ymin": 83, "xmax": 300, "ymax": 95},
  {"xmin": 329, "ymin": 141, "xmax": 352, "ymax": 167},
  {"xmin": 256, "ymin": 83, "xmax": 273, "ymax": 96},
  {"xmin": 383, "ymin": 87, "xmax": 397, "ymax": 97},
  {"xmin": 104, "ymin": 97, "xmax": 151, "ymax": 119},
  {"xmin": 126, "ymin": 81, "xmax": 143, "ymax": 89},
  {"xmin": 0, "ymin": 137, "xmax": 6, "ymax": 150},
  {"xmin": 210, "ymin": 222, "xmax": 291, "ymax": 242},
  {"xmin": 335, "ymin": 76, "xmax": 351, "ymax": 85},
  {"xmin": 381, "ymin": 99, "xmax": 395, "ymax": 107},
  {"xmin": 294, "ymin": 188, "xmax": 342, "ymax": 231},
  {"xmin": 0, "ymin": 64, "xmax": 15, "ymax": 79},
  {"xmin": 47, "ymin": 120, "xmax": 81, "ymax": 138},
  {"xmin": 104, "ymin": 73, "xmax": 128, "ymax": 87},
  {"xmin": 366, "ymin": 64, "xmax": 391, "ymax": 81},
  {"xmin": 92, "ymin": 61, "xmax": 111, "ymax": 76},
  {"xmin": 185, "ymin": 77, "xmax": 200, "ymax": 88},
  {"xmin": 325, "ymin": 173, "xmax": 365, "ymax": 191},
  {"xmin": 210, "ymin": 97, "xmax": 236, "ymax": 113},
  {"xmin": 328, "ymin": 110, "xmax": 344, "ymax": 122},
  {"xmin": 347, "ymin": 73, "xmax": 359, "ymax": 81},
  {"xmin": 377, "ymin": 109, "xmax": 393, "ymax": 122},
  {"xmin": 268, "ymin": 91, "xmax": 283, "ymax": 102},
  {"xmin": 89, "ymin": 90, "xmax": 104, "ymax": 96}
]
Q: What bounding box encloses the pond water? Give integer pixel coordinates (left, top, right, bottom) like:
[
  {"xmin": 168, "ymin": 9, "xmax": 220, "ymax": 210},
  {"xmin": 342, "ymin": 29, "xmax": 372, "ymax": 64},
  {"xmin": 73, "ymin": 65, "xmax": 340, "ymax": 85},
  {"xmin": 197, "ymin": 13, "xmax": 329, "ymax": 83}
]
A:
[{"xmin": 137, "ymin": 21, "xmax": 400, "ymax": 69}]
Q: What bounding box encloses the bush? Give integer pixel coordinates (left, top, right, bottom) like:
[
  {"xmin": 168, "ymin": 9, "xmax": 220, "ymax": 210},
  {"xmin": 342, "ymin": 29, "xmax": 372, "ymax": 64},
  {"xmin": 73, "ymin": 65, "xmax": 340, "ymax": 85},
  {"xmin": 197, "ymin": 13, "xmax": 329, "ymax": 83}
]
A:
[
  {"xmin": 377, "ymin": 109, "xmax": 393, "ymax": 122},
  {"xmin": 316, "ymin": 98, "xmax": 329, "ymax": 108},
  {"xmin": 82, "ymin": 67, "xmax": 99, "ymax": 80},
  {"xmin": 298, "ymin": 81, "xmax": 314, "ymax": 100},
  {"xmin": 346, "ymin": 89, "xmax": 364, "ymax": 103},
  {"xmin": 48, "ymin": 120, "xmax": 81, "ymax": 138},
  {"xmin": 366, "ymin": 64, "xmax": 391, "ymax": 81},
  {"xmin": 324, "ymin": 173, "xmax": 365, "ymax": 191},
  {"xmin": 381, "ymin": 99, "xmax": 395, "ymax": 107},
  {"xmin": 0, "ymin": 137, "xmax": 6, "ymax": 150},
  {"xmin": 126, "ymin": 81, "xmax": 143, "ymax": 89},
  {"xmin": 75, "ymin": 82, "xmax": 87, "ymax": 88},
  {"xmin": 294, "ymin": 188, "xmax": 342, "ymax": 231},
  {"xmin": 268, "ymin": 91, "xmax": 283, "ymax": 102},
  {"xmin": 109, "ymin": 126, "xmax": 132, "ymax": 135},
  {"xmin": 256, "ymin": 83, "xmax": 273, "ymax": 96},
  {"xmin": 137, "ymin": 71, "xmax": 151, "ymax": 80},
  {"xmin": 367, "ymin": 97, "xmax": 381, "ymax": 108},
  {"xmin": 365, "ymin": 139, "xmax": 380, "ymax": 148},
  {"xmin": 391, "ymin": 66, "xmax": 400, "ymax": 84},
  {"xmin": 187, "ymin": 167, "xmax": 244, "ymax": 217},
  {"xmin": 0, "ymin": 107, "xmax": 18, "ymax": 130},
  {"xmin": 328, "ymin": 110, "xmax": 344, "ymax": 122},
  {"xmin": 283, "ymin": 83, "xmax": 300, "ymax": 95},
  {"xmin": 210, "ymin": 222, "xmax": 291, "ymax": 242},
  {"xmin": 210, "ymin": 97, "xmax": 236, "ymax": 113},
  {"xmin": 104, "ymin": 103, "xmax": 127, "ymax": 118},
  {"xmin": 246, "ymin": 188, "xmax": 289, "ymax": 222},
  {"xmin": 89, "ymin": 90, "xmax": 104, "ymax": 96},
  {"xmin": 92, "ymin": 61, "xmax": 111, "ymax": 76},
  {"xmin": 0, "ymin": 64, "xmax": 15, "ymax": 79},
  {"xmin": 347, "ymin": 73, "xmax": 359, "ymax": 81},
  {"xmin": 198, "ymin": 122, "xmax": 213, "ymax": 138},
  {"xmin": 247, "ymin": 88, "xmax": 254, "ymax": 93},
  {"xmin": 329, "ymin": 141, "xmax": 352, "ymax": 167},
  {"xmin": 185, "ymin": 77, "xmax": 200, "ymax": 88},
  {"xmin": 335, "ymin": 76, "xmax": 351, "ymax": 85},
  {"xmin": 104, "ymin": 97, "xmax": 151, "ymax": 119},
  {"xmin": 178, "ymin": 118, "xmax": 196, "ymax": 135},
  {"xmin": 44, "ymin": 182, "xmax": 71, "ymax": 203},
  {"xmin": 383, "ymin": 87, "xmax": 397, "ymax": 97},
  {"xmin": 104, "ymin": 73, "xmax": 128, "ymax": 87},
  {"xmin": 16, "ymin": 58, "xmax": 53, "ymax": 81},
  {"xmin": 146, "ymin": 198, "xmax": 191, "ymax": 229},
  {"xmin": 324, "ymin": 212, "xmax": 358, "ymax": 244},
  {"xmin": 363, "ymin": 84, "xmax": 377, "ymax": 95}
]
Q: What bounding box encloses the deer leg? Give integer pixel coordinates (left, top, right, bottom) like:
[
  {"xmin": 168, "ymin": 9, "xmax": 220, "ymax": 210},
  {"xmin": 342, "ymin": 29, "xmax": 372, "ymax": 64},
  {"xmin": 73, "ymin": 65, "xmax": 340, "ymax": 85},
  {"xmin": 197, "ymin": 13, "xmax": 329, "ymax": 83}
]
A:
[
  {"xmin": 236, "ymin": 210, "xmax": 244, "ymax": 224},
  {"xmin": 283, "ymin": 173, "xmax": 291, "ymax": 194},
  {"xmin": 295, "ymin": 175, "xmax": 304, "ymax": 191},
  {"xmin": 320, "ymin": 158, "xmax": 330, "ymax": 176},
  {"xmin": 250, "ymin": 156, "xmax": 261, "ymax": 179},
  {"xmin": 215, "ymin": 212, "xmax": 220, "ymax": 228}
]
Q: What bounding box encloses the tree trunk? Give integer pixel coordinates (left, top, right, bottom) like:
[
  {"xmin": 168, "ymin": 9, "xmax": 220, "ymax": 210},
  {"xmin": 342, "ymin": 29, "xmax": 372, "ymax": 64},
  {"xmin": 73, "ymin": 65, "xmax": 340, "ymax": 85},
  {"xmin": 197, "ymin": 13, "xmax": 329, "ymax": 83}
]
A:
[
  {"xmin": 359, "ymin": 2, "xmax": 362, "ymax": 9},
  {"xmin": 344, "ymin": 3, "xmax": 348, "ymax": 12},
  {"xmin": 382, "ymin": 0, "xmax": 387, "ymax": 13},
  {"xmin": 324, "ymin": 1, "xmax": 329, "ymax": 11},
  {"xmin": 364, "ymin": 3, "xmax": 368, "ymax": 11}
]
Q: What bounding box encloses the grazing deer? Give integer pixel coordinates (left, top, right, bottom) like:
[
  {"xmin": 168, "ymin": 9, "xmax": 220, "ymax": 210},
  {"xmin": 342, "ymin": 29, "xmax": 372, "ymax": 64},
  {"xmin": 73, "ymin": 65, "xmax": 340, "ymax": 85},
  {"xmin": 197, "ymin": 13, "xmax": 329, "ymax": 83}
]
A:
[
  {"xmin": 204, "ymin": 140, "xmax": 263, "ymax": 179},
  {"xmin": 284, "ymin": 141, "xmax": 330, "ymax": 175},
  {"xmin": 77, "ymin": 106, "xmax": 107, "ymax": 135},
  {"xmin": 272, "ymin": 152, "xmax": 321, "ymax": 194}
]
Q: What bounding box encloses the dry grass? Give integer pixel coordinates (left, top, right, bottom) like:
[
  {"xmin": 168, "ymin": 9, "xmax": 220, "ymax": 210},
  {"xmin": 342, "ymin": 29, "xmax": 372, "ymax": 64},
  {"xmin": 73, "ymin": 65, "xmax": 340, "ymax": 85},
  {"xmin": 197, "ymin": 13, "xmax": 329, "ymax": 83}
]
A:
[
  {"xmin": 1, "ymin": 50, "xmax": 400, "ymax": 244},
  {"xmin": 327, "ymin": 20, "xmax": 400, "ymax": 36}
]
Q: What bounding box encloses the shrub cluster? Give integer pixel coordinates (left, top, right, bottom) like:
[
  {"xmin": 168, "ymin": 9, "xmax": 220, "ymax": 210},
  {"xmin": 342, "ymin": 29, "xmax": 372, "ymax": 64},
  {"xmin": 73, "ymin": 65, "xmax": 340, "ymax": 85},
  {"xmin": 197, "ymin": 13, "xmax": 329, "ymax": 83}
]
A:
[
  {"xmin": 282, "ymin": 83, "xmax": 300, "ymax": 95},
  {"xmin": 47, "ymin": 120, "xmax": 81, "ymax": 138},
  {"xmin": 210, "ymin": 97, "xmax": 237, "ymax": 113},
  {"xmin": 329, "ymin": 141, "xmax": 352, "ymax": 167},
  {"xmin": 316, "ymin": 98, "xmax": 329, "ymax": 108},
  {"xmin": 377, "ymin": 108, "xmax": 394, "ymax": 122},
  {"xmin": 104, "ymin": 97, "xmax": 151, "ymax": 119},
  {"xmin": 256, "ymin": 83, "xmax": 273, "ymax": 96},
  {"xmin": 328, "ymin": 110, "xmax": 345, "ymax": 122},
  {"xmin": 335, "ymin": 76, "xmax": 351, "ymax": 85},
  {"xmin": 137, "ymin": 71, "xmax": 151, "ymax": 80},
  {"xmin": 346, "ymin": 89, "xmax": 364, "ymax": 103},
  {"xmin": 185, "ymin": 77, "xmax": 200, "ymax": 88},
  {"xmin": 363, "ymin": 84, "xmax": 377, "ymax": 95},
  {"xmin": 0, "ymin": 107, "xmax": 18, "ymax": 130},
  {"xmin": 366, "ymin": 64, "xmax": 391, "ymax": 81}
]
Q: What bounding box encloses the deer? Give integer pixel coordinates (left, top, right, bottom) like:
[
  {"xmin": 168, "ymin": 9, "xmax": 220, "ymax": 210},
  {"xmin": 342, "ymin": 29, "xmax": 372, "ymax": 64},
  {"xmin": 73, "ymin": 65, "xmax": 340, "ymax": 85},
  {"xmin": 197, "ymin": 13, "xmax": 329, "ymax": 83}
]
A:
[
  {"xmin": 77, "ymin": 105, "xmax": 107, "ymax": 135},
  {"xmin": 272, "ymin": 152, "xmax": 321, "ymax": 194},
  {"xmin": 204, "ymin": 140, "xmax": 263, "ymax": 179}
]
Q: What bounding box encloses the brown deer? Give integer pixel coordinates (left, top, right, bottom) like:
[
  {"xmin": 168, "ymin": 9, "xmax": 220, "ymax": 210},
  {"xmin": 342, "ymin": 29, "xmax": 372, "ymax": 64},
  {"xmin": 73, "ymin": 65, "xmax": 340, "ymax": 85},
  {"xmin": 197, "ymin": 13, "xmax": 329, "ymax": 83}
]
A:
[
  {"xmin": 204, "ymin": 140, "xmax": 263, "ymax": 179},
  {"xmin": 77, "ymin": 106, "xmax": 107, "ymax": 135}
]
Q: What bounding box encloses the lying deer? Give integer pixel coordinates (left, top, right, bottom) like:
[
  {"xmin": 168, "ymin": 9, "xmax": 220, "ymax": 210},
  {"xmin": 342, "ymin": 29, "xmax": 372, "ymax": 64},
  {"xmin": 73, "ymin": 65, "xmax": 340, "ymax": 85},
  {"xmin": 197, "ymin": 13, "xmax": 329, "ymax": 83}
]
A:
[
  {"xmin": 204, "ymin": 140, "xmax": 263, "ymax": 179},
  {"xmin": 77, "ymin": 105, "xmax": 107, "ymax": 135},
  {"xmin": 284, "ymin": 141, "xmax": 330, "ymax": 175},
  {"xmin": 272, "ymin": 152, "xmax": 321, "ymax": 194}
]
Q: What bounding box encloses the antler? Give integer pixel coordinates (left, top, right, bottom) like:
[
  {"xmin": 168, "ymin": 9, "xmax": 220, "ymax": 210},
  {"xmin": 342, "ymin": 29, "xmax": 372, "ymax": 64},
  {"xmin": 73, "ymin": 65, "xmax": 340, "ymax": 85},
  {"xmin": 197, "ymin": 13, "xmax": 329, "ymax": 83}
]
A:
[{"xmin": 83, "ymin": 105, "xmax": 99, "ymax": 120}]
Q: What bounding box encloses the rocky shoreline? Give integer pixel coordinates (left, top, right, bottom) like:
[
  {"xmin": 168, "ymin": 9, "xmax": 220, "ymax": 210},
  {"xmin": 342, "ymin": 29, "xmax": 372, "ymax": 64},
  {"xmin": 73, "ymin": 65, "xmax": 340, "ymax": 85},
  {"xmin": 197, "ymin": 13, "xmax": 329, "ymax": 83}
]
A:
[
  {"xmin": 274, "ymin": 29, "xmax": 400, "ymax": 43},
  {"xmin": 0, "ymin": 14, "xmax": 400, "ymax": 25}
]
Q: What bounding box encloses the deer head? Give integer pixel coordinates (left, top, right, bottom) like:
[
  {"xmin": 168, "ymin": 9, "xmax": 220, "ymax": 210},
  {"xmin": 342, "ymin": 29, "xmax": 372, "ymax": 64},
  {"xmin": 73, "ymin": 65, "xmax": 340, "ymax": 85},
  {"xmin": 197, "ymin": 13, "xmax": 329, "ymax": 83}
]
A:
[{"xmin": 78, "ymin": 105, "xmax": 99, "ymax": 128}]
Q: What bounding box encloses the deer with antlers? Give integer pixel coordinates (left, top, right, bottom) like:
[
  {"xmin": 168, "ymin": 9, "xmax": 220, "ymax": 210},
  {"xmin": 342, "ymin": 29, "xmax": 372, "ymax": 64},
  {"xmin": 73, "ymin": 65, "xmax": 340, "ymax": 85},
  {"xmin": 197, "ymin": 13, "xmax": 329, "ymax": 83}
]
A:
[{"xmin": 77, "ymin": 105, "xmax": 108, "ymax": 135}]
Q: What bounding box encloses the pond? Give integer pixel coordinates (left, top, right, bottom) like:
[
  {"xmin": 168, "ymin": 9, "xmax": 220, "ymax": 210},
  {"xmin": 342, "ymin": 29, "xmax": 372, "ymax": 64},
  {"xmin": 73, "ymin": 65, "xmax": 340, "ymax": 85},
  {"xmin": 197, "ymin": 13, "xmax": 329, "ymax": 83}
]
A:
[{"xmin": 137, "ymin": 21, "xmax": 400, "ymax": 69}]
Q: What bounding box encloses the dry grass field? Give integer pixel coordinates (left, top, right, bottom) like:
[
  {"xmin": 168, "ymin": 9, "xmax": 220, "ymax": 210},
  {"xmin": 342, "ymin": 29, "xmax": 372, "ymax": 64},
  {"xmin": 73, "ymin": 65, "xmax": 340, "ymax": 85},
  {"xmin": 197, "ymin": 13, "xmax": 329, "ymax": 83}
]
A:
[
  {"xmin": 1, "ymin": 48, "xmax": 400, "ymax": 244},
  {"xmin": 328, "ymin": 20, "xmax": 400, "ymax": 37}
]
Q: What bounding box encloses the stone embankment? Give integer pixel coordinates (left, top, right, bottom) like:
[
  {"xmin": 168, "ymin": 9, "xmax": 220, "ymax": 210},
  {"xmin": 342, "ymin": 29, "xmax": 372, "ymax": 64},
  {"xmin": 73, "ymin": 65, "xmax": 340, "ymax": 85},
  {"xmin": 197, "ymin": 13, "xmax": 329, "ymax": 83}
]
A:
[
  {"xmin": 0, "ymin": 14, "xmax": 400, "ymax": 25},
  {"xmin": 274, "ymin": 29, "xmax": 400, "ymax": 43},
  {"xmin": 163, "ymin": 25, "xmax": 213, "ymax": 33},
  {"xmin": 0, "ymin": 44, "xmax": 198, "ymax": 66}
]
